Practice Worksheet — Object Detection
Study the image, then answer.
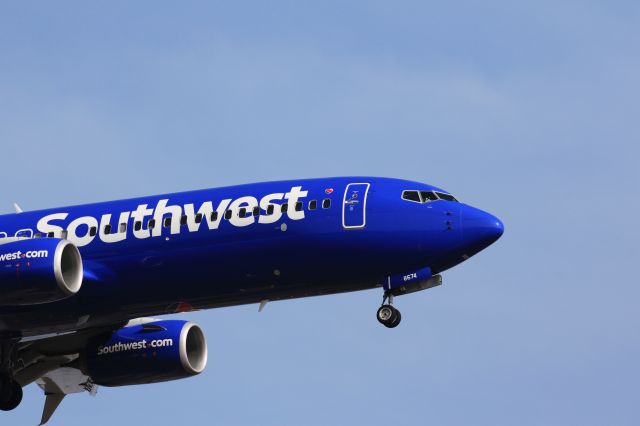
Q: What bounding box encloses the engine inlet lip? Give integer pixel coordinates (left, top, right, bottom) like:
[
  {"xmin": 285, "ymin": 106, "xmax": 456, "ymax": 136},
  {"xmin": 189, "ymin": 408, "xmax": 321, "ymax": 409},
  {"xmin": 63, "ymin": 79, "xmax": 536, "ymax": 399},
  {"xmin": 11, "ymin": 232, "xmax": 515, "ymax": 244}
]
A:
[
  {"xmin": 53, "ymin": 240, "xmax": 83, "ymax": 296},
  {"xmin": 179, "ymin": 322, "xmax": 208, "ymax": 374}
]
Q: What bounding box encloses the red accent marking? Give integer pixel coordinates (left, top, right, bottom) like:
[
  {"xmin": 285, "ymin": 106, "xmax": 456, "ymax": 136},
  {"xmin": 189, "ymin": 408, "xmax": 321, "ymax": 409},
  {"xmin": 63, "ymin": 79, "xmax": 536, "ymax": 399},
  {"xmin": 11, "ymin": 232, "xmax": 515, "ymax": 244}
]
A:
[
  {"xmin": 176, "ymin": 302, "xmax": 193, "ymax": 313},
  {"xmin": 325, "ymin": 188, "xmax": 334, "ymax": 194}
]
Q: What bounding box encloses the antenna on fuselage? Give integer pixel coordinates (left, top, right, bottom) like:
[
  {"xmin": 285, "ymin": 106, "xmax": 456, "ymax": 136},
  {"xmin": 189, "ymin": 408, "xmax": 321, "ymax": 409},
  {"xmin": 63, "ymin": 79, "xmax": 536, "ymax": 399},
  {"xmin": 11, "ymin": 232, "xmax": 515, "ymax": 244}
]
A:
[{"xmin": 13, "ymin": 203, "xmax": 23, "ymax": 213}]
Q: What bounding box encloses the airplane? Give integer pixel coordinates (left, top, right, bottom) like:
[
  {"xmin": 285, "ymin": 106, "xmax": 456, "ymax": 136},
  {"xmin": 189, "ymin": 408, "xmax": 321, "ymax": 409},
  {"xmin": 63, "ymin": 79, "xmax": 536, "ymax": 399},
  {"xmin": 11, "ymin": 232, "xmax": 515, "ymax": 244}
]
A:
[{"xmin": 0, "ymin": 177, "xmax": 503, "ymax": 424}]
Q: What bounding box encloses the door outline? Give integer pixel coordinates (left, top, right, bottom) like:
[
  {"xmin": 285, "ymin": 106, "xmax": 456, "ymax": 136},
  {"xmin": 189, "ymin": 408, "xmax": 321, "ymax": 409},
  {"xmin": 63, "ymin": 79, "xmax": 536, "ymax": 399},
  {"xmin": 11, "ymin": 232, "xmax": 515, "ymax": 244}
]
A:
[{"xmin": 342, "ymin": 182, "xmax": 371, "ymax": 229}]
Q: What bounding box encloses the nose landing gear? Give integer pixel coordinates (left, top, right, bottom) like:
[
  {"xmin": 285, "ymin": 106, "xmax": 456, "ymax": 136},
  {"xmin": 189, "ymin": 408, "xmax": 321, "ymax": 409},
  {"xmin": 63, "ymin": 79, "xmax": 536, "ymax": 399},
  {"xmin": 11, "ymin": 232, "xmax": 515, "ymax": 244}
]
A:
[{"xmin": 377, "ymin": 293, "xmax": 401, "ymax": 328}]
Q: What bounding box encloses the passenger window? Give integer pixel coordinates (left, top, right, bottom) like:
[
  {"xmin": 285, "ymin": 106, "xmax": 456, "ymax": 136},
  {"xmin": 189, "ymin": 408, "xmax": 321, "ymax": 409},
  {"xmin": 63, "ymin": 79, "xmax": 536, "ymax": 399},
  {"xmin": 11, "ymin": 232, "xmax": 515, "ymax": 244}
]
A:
[
  {"xmin": 134, "ymin": 221, "xmax": 142, "ymax": 232},
  {"xmin": 34, "ymin": 233, "xmax": 42, "ymax": 238},
  {"xmin": 281, "ymin": 203, "xmax": 289, "ymax": 213},
  {"xmin": 238, "ymin": 207, "xmax": 246, "ymax": 218},
  {"xmin": 210, "ymin": 212, "xmax": 218, "ymax": 222},
  {"xmin": 295, "ymin": 201, "xmax": 303, "ymax": 212},
  {"xmin": 148, "ymin": 219, "xmax": 156, "ymax": 230},
  {"xmin": 402, "ymin": 191, "xmax": 421, "ymax": 203},
  {"xmin": 180, "ymin": 215, "xmax": 188, "ymax": 225},
  {"xmin": 89, "ymin": 226, "xmax": 97, "ymax": 237},
  {"xmin": 47, "ymin": 232, "xmax": 55, "ymax": 238},
  {"xmin": 253, "ymin": 206, "xmax": 260, "ymax": 217},
  {"xmin": 119, "ymin": 223, "xmax": 127, "ymax": 233},
  {"xmin": 104, "ymin": 224, "xmax": 112, "ymax": 235},
  {"xmin": 322, "ymin": 199, "xmax": 331, "ymax": 209},
  {"xmin": 420, "ymin": 191, "xmax": 439, "ymax": 202},
  {"xmin": 309, "ymin": 200, "xmax": 317, "ymax": 210},
  {"xmin": 163, "ymin": 217, "xmax": 172, "ymax": 228},
  {"xmin": 195, "ymin": 213, "xmax": 203, "ymax": 224},
  {"xmin": 267, "ymin": 205, "xmax": 274, "ymax": 215},
  {"xmin": 224, "ymin": 210, "xmax": 233, "ymax": 220},
  {"xmin": 61, "ymin": 230, "xmax": 68, "ymax": 239}
]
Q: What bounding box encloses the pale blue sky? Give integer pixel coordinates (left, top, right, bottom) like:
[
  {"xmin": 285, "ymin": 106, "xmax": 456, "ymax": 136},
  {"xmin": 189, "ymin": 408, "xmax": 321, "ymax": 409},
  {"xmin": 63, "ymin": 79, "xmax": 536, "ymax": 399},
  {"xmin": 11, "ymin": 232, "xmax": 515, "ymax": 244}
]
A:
[{"xmin": 1, "ymin": 1, "xmax": 638, "ymax": 425}]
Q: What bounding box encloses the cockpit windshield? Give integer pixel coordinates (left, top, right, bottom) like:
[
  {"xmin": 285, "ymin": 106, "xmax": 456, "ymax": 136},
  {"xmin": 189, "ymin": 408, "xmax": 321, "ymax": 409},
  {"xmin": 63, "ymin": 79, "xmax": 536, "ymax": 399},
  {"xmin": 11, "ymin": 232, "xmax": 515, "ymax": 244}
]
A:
[
  {"xmin": 434, "ymin": 192, "xmax": 458, "ymax": 202},
  {"xmin": 402, "ymin": 191, "xmax": 422, "ymax": 202},
  {"xmin": 402, "ymin": 190, "xmax": 459, "ymax": 203},
  {"xmin": 421, "ymin": 191, "xmax": 439, "ymax": 201}
]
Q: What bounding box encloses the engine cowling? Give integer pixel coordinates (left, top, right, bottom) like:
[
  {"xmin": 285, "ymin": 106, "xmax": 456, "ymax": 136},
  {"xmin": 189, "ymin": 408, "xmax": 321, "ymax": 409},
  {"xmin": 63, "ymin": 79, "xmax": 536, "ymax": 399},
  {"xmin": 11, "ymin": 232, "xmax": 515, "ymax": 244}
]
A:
[
  {"xmin": 0, "ymin": 238, "xmax": 83, "ymax": 305},
  {"xmin": 84, "ymin": 320, "xmax": 208, "ymax": 386}
]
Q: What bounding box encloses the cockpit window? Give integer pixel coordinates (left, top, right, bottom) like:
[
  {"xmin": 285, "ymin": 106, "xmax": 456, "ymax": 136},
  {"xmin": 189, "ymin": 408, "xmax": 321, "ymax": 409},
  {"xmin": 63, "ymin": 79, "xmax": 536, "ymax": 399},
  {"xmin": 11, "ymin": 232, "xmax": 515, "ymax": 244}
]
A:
[
  {"xmin": 403, "ymin": 189, "xmax": 459, "ymax": 203},
  {"xmin": 420, "ymin": 191, "xmax": 439, "ymax": 202},
  {"xmin": 402, "ymin": 190, "xmax": 421, "ymax": 203},
  {"xmin": 435, "ymin": 192, "xmax": 458, "ymax": 202}
]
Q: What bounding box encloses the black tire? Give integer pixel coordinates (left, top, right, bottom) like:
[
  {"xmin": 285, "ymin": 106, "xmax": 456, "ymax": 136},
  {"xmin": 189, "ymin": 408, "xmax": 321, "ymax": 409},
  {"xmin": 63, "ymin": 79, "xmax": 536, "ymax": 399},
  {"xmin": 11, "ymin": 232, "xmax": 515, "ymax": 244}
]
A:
[
  {"xmin": 0, "ymin": 380, "xmax": 22, "ymax": 411},
  {"xmin": 388, "ymin": 309, "xmax": 402, "ymax": 328},
  {"xmin": 0, "ymin": 376, "xmax": 10, "ymax": 404},
  {"xmin": 378, "ymin": 305, "xmax": 402, "ymax": 328},
  {"xmin": 377, "ymin": 305, "xmax": 395, "ymax": 326}
]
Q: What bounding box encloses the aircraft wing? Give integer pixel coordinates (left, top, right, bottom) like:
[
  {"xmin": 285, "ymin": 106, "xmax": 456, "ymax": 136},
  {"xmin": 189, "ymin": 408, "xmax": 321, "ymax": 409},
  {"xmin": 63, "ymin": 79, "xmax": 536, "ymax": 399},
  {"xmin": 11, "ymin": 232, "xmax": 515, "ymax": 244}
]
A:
[{"xmin": 10, "ymin": 323, "xmax": 124, "ymax": 424}]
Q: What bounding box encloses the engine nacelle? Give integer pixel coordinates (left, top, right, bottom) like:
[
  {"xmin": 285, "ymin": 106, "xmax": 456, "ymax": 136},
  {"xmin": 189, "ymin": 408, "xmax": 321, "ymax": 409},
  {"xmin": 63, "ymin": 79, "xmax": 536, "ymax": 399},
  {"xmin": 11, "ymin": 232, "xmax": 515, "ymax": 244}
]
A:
[
  {"xmin": 0, "ymin": 238, "xmax": 83, "ymax": 305},
  {"xmin": 85, "ymin": 320, "xmax": 208, "ymax": 386}
]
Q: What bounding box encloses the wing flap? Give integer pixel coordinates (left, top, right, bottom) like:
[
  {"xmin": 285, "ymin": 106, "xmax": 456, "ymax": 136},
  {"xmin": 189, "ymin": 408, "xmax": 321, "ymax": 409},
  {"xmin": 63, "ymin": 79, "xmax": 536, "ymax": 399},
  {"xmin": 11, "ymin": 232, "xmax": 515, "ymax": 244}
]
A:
[{"xmin": 35, "ymin": 367, "xmax": 97, "ymax": 425}]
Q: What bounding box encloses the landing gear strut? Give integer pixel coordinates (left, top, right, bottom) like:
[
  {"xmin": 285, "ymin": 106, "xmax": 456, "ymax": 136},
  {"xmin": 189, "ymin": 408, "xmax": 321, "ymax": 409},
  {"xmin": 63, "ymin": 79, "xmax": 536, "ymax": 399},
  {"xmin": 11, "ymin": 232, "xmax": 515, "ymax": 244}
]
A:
[{"xmin": 377, "ymin": 293, "xmax": 401, "ymax": 328}]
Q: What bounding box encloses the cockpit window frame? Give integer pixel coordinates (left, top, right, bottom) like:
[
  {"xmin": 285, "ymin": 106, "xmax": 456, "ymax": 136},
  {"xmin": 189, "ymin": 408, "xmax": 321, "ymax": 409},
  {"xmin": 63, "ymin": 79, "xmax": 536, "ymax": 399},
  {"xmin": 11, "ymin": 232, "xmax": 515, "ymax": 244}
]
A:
[
  {"xmin": 401, "ymin": 190, "xmax": 422, "ymax": 203},
  {"xmin": 402, "ymin": 189, "xmax": 460, "ymax": 204},
  {"xmin": 420, "ymin": 191, "xmax": 439, "ymax": 202},
  {"xmin": 434, "ymin": 191, "xmax": 458, "ymax": 202}
]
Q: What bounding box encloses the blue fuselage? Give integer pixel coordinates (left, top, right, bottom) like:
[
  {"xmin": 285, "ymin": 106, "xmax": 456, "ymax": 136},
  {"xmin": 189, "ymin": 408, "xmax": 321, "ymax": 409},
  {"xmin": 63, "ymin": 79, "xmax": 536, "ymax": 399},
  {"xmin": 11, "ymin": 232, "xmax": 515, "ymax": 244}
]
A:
[{"xmin": 0, "ymin": 177, "xmax": 503, "ymax": 337}]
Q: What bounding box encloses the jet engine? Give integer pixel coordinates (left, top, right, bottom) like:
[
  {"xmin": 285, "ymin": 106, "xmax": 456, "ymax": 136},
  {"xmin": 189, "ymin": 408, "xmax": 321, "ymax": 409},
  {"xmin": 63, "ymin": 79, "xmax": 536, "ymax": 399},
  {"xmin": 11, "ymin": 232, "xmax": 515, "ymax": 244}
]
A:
[
  {"xmin": 0, "ymin": 238, "xmax": 83, "ymax": 306},
  {"xmin": 84, "ymin": 320, "xmax": 208, "ymax": 386}
]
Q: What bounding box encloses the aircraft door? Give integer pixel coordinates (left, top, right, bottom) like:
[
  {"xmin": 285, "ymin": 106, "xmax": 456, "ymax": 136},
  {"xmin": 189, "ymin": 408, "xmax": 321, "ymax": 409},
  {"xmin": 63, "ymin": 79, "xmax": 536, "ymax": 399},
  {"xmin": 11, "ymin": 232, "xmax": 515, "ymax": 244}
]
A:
[{"xmin": 342, "ymin": 183, "xmax": 370, "ymax": 229}]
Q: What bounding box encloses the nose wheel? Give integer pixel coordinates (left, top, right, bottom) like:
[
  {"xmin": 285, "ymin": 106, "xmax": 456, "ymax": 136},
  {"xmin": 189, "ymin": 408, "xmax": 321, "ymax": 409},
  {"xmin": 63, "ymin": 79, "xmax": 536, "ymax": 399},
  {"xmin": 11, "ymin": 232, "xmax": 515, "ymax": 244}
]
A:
[{"xmin": 377, "ymin": 293, "xmax": 401, "ymax": 328}]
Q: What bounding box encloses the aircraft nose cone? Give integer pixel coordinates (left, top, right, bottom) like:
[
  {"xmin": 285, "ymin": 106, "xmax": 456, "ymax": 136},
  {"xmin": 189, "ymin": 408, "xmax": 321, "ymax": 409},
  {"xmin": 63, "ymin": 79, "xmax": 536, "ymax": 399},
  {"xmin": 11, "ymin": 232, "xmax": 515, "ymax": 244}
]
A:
[{"xmin": 461, "ymin": 206, "xmax": 504, "ymax": 252}]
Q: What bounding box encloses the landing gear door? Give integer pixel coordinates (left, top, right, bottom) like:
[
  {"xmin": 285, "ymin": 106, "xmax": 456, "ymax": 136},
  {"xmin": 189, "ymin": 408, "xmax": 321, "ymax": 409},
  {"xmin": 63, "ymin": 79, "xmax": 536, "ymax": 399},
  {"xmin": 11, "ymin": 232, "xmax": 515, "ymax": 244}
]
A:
[{"xmin": 342, "ymin": 183, "xmax": 370, "ymax": 229}]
